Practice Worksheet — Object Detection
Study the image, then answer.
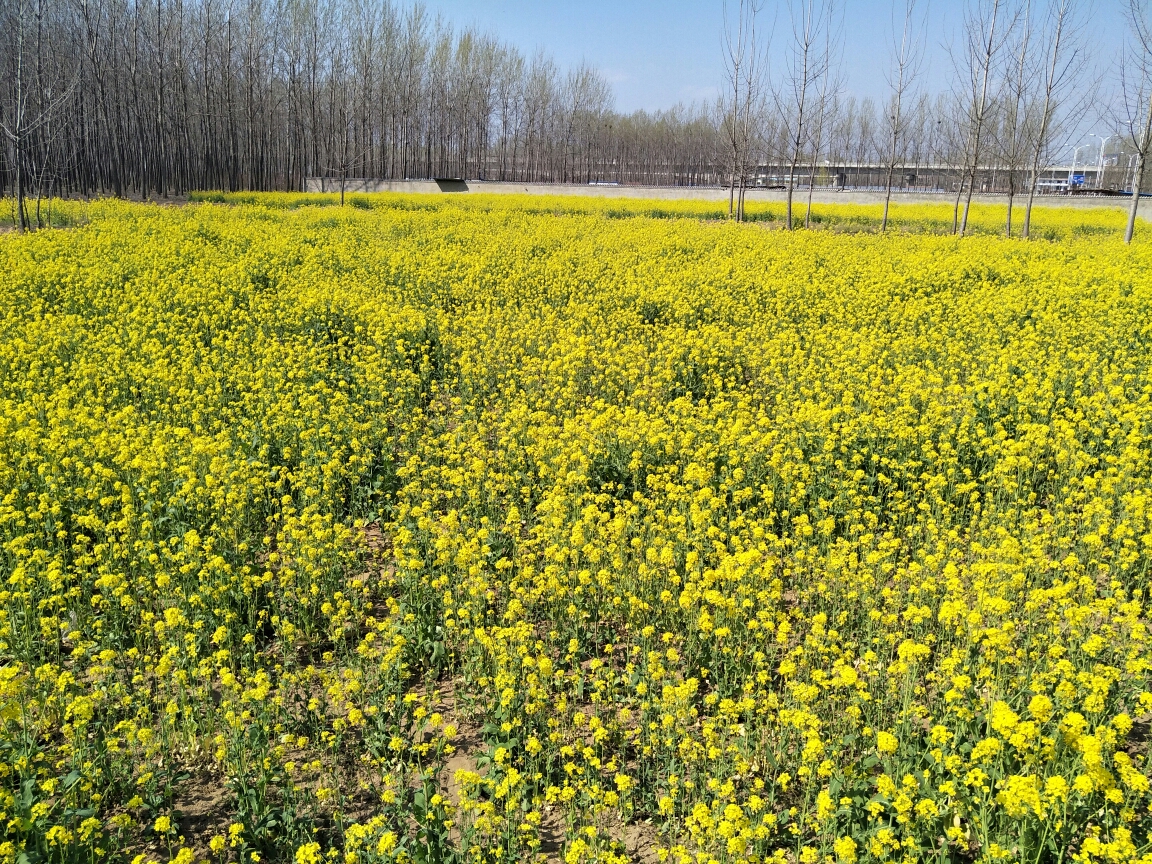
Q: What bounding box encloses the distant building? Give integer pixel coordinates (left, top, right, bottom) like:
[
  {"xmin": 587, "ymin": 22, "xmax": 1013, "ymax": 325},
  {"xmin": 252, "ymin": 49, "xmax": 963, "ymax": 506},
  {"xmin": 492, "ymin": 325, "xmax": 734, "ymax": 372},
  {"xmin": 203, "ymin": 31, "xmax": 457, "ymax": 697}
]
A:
[{"xmin": 744, "ymin": 163, "xmax": 1121, "ymax": 195}]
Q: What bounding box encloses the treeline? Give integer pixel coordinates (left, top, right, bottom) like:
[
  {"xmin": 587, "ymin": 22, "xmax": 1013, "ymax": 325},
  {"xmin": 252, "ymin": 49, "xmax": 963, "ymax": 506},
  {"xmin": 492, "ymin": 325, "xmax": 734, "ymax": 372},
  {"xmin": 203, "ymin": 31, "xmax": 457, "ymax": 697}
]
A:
[
  {"xmin": 0, "ymin": 0, "xmax": 1067, "ymax": 211},
  {"xmin": 0, "ymin": 0, "xmax": 732, "ymax": 205},
  {"xmin": 711, "ymin": 0, "xmax": 1152, "ymax": 243},
  {"xmin": 5, "ymin": 0, "xmax": 1152, "ymax": 243}
]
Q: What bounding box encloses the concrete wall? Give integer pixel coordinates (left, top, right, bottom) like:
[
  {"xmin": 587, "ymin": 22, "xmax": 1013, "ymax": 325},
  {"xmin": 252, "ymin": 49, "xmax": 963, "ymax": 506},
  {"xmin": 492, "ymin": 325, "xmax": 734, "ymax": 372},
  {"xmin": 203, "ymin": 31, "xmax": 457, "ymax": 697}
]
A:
[{"xmin": 304, "ymin": 177, "xmax": 1136, "ymax": 210}]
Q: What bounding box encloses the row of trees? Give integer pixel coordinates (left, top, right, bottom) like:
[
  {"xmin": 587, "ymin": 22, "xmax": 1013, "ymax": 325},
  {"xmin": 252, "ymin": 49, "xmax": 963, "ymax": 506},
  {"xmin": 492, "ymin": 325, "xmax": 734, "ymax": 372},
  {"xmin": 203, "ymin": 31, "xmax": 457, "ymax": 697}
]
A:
[
  {"xmin": 2, "ymin": 0, "xmax": 1152, "ymax": 240},
  {"xmin": 0, "ymin": 0, "xmax": 735, "ymax": 223},
  {"xmin": 720, "ymin": 0, "xmax": 1152, "ymax": 241}
]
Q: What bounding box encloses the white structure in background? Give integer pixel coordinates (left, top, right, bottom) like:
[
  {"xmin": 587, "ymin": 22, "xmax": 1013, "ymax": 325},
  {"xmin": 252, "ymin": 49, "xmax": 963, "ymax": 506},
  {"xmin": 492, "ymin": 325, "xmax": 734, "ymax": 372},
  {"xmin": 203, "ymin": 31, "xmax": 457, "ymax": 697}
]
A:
[{"xmin": 746, "ymin": 161, "xmax": 1113, "ymax": 194}]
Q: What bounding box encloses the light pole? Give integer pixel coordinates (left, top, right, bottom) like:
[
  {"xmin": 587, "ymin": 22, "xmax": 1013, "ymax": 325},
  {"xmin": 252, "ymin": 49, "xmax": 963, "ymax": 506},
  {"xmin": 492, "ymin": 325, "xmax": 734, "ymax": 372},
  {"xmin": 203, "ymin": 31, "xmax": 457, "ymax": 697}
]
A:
[
  {"xmin": 1089, "ymin": 134, "xmax": 1112, "ymax": 189},
  {"xmin": 1070, "ymin": 144, "xmax": 1090, "ymax": 191}
]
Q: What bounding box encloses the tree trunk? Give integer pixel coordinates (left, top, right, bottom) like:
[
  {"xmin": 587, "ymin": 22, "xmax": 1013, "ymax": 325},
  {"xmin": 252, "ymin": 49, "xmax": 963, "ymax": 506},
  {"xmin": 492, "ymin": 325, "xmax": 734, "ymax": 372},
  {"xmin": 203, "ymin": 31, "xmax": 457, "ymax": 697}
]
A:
[
  {"xmin": 13, "ymin": 0, "xmax": 28, "ymax": 233},
  {"xmin": 15, "ymin": 151, "xmax": 27, "ymax": 233},
  {"xmin": 805, "ymin": 150, "xmax": 820, "ymax": 228},
  {"xmin": 1125, "ymin": 92, "xmax": 1152, "ymax": 245},
  {"xmin": 786, "ymin": 161, "xmax": 796, "ymax": 231},
  {"xmin": 953, "ymin": 177, "xmax": 963, "ymax": 235},
  {"xmin": 882, "ymin": 162, "xmax": 896, "ymax": 232},
  {"xmin": 1023, "ymin": 165, "xmax": 1041, "ymax": 240},
  {"xmin": 961, "ymin": 165, "xmax": 979, "ymax": 236},
  {"xmin": 1126, "ymin": 152, "xmax": 1146, "ymax": 246}
]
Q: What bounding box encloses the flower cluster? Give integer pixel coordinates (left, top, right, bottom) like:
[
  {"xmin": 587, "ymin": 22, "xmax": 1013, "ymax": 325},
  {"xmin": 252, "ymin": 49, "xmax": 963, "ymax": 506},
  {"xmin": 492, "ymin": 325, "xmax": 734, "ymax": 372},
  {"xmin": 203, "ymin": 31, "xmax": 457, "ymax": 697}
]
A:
[{"xmin": 0, "ymin": 194, "xmax": 1149, "ymax": 864}]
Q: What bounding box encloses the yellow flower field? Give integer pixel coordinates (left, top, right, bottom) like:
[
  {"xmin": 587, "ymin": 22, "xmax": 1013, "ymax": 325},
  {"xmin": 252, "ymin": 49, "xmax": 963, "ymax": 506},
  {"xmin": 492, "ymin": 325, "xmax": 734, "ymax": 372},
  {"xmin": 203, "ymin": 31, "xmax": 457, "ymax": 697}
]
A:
[{"xmin": 0, "ymin": 195, "xmax": 1150, "ymax": 864}]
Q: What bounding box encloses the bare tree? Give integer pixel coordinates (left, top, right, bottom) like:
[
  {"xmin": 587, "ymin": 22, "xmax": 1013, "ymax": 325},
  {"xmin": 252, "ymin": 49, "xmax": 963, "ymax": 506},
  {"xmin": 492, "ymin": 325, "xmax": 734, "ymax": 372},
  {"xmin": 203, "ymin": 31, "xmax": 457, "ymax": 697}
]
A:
[
  {"xmin": 1121, "ymin": 0, "xmax": 1152, "ymax": 244},
  {"xmin": 1, "ymin": 0, "xmax": 76, "ymax": 230},
  {"xmin": 951, "ymin": 0, "xmax": 1018, "ymax": 236},
  {"xmin": 995, "ymin": 0, "xmax": 1033, "ymax": 237},
  {"xmin": 1022, "ymin": 0, "xmax": 1086, "ymax": 239},
  {"xmin": 881, "ymin": 0, "xmax": 926, "ymax": 231},
  {"xmin": 777, "ymin": 0, "xmax": 835, "ymax": 230},
  {"xmin": 1, "ymin": 0, "xmax": 31, "ymax": 231},
  {"xmin": 721, "ymin": 0, "xmax": 767, "ymax": 221},
  {"xmin": 804, "ymin": 3, "xmax": 843, "ymax": 228},
  {"xmin": 562, "ymin": 63, "xmax": 613, "ymax": 184}
]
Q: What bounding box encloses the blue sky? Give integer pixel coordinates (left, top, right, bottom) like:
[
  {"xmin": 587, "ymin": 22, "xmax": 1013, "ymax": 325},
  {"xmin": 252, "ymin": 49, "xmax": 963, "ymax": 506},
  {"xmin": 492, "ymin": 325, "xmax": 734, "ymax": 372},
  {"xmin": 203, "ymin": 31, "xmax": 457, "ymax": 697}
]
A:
[{"xmin": 428, "ymin": 0, "xmax": 1127, "ymax": 116}]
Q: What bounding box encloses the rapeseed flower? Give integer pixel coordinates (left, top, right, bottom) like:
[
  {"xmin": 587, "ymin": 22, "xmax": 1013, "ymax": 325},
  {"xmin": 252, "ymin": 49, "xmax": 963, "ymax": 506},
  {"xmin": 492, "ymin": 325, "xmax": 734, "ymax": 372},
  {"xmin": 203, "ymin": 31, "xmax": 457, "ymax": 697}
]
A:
[{"xmin": 0, "ymin": 192, "xmax": 1149, "ymax": 864}]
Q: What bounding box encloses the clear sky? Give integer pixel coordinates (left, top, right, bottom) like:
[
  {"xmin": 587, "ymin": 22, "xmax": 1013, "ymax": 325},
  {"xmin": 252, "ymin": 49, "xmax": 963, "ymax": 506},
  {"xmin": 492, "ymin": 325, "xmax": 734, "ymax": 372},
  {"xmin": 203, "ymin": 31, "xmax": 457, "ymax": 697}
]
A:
[{"xmin": 427, "ymin": 0, "xmax": 1128, "ymax": 119}]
